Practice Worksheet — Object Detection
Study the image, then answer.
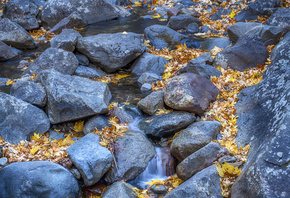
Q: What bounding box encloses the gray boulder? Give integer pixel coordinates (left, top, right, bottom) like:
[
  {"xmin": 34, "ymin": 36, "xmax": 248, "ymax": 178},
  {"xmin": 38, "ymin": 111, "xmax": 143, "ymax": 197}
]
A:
[
  {"xmin": 137, "ymin": 72, "xmax": 161, "ymax": 85},
  {"xmin": 102, "ymin": 181, "xmax": 138, "ymax": 198},
  {"xmin": 187, "ymin": 23, "xmax": 199, "ymax": 34},
  {"xmin": 164, "ymin": 165, "xmax": 222, "ymax": 198},
  {"xmin": 0, "ymin": 40, "xmax": 21, "ymax": 61},
  {"xmin": 167, "ymin": 14, "xmax": 202, "ymax": 30},
  {"xmin": 50, "ymin": 29, "xmax": 82, "ymax": 52},
  {"xmin": 0, "ymin": 161, "xmax": 79, "ymax": 198},
  {"xmin": 131, "ymin": 52, "xmax": 167, "ymax": 76},
  {"xmin": 176, "ymin": 142, "xmax": 229, "ymax": 180},
  {"xmin": 66, "ymin": 133, "xmax": 113, "ymax": 186},
  {"xmin": 10, "ymin": 80, "xmax": 47, "ymax": 107},
  {"xmin": 38, "ymin": 70, "xmax": 111, "ymax": 124},
  {"xmin": 0, "ymin": 92, "xmax": 50, "ymax": 144},
  {"xmin": 83, "ymin": 115, "xmax": 111, "ymax": 134},
  {"xmin": 0, "ymin": 18, "xmax": 38, "ymax": 49},
  {"xmin": 213, "ymin": 34, "xmax": 268, "ymax": 71},
  {"xmin": 144, "ymin": 25, "xmax": 185, "ymax": 50},
  {"xmin": 74, "ymin": 66, "xmax": 103, "ymax": 79},
  {"xmin": 227, "ymin": 22, "xmax": 261, "ymax": 44},
  {"xmin": 266, "ymin": 8, "xmax": 290, "ymax": 33},
  {"xmin": 170, "ymin": 121, "xmax": 221, "ymax": 161},
  {"xmin": 200, "ymin": 37, "xmax": 230, "ymax": 51},
  {"xmin": 3, "ymin": 0, "xmax": 39, "ymax": 30},
  {"xmin": 138, "ymin": 91, "xmax": 164, "ymax": 115},
  {"xmin": 164, "ymin": 73, "xmax": 219, "ymax": 115},
  {"xmin": 41, "ymin": 0, "xmax": 119, "ymax": 28},
  {"xmin": 138, "ymin": 111, "xmax": 196, "ymax": 137},
  {"xmin": 22, "ymin": 48, "xmax": 79, "ymax": 76},
  {"xmin": 187, "ymin": 52, "xmax": 214, "ymax": 65},
  {"xmin": 111, "ymin": 107, "xmax": 134, "ymax": 124},
  {"xmin": 77, "ymin": 32, "xmax": 145, "ymax": 73},
  {"xmin": 104, "ymin": 131, "xmax": 156, "ymax": 183}
]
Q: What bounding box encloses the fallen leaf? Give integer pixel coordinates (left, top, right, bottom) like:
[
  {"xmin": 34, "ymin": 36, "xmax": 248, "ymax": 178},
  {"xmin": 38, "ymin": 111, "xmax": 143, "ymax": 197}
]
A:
[{"xmin": 74, "ymin": 121, "xmax": 84, "ymax": 132}]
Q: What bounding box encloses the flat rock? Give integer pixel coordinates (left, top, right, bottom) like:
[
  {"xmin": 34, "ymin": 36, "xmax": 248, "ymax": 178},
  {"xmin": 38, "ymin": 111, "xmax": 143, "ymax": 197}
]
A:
[
  {"xmin": 102, "ymin": 181, "xmax": 138, "ymax": 198},
  {"xmin": 167, "ymin": 14, "xmax": 202, "ymax": 30},
  {"xmin": 200, "ymin": 37, "xmax": 230, "ymax": 51},
  {"xmin": 0, "ymin": 40, "xmax": 21, "ymax": 61},
  {"xmin": 138, "ymin": 91, "xmax": 164, "ymax": 115}
]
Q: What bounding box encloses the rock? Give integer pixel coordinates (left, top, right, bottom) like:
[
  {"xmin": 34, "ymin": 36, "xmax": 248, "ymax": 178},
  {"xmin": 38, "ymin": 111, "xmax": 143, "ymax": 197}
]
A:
[
  {"xmin": 187, "ymin": 23, "xmax": 199, "ymax": 34},
  {"xmin": 124, "ymin": 105, "xmax": 143, "ymax": 118},
  {"xmin": 0, "ymin": 40, "xmax": 21, "ymax": 61},
  {"xmin": 66, "ymin": 133, "xmax": 113, "ymax": 186},
  {"xmin": 0, "ymin": 18, "xmax": 38, "ymax": 49},
  {"xmin": 164, "ymin": 73, "xmax": 219, "ymax": 115},
  {"xmin": 115, "ymin": 5, "xmax": 131, "ymax": 17},
  {"xmin": 49, "ymin": 130, "xmax": 65, "ymax": 140},
  {"xmin": 200, "ymin": 37, "xmax": 230, "ymax": 51},
  {"xmin": 41, "ymin": 0, "xmax": 119, "ymax": 28},
  {"xmin": 213, "ymin": 34, "xmax": 268, "ymax": 71},
  {"xmin": 131, "ymin": 52, "xmax": 167, "ymax": 76},
  {"xmin": 0, "ymin": 92, "xmax": 50, "ymax": 144},
  {"xmin": 49, "ymin": 12, "xmax": 87, "ymax": 34},
  {"xmin": 178, "ymin": 8, "xmax": 201, "ymax": 18},
  {"xmin": 138, "ymin": 91, "xmax": 164, "ymax": 115},
  {"xmin": 210, "ymin": 8, "xmax": 231, "ymax": 21},
  {"xmin": 77, "ymin": 32, "xmax": 145, "ymax": 73},
  {"xmin": 75, "ymin": 54, "xmax": 90, "ymax": 66},
  {"xmin": 183, "ymin": 64, "xmax": 222, "ymax": 80},
  {"xmin": 102, "ymin": 181, "xmax": 138, "ymax": 198},
  {"xmin": 218, "ymin": 156, "xmax": 237, "ymax": 164},
  {"xmin": 137, "ymin": 72, "xmax": 161, "ymax": 85},
  {"xmin": 104, "ymin": 131, "xmax": 155, "ymax": 183},
  {"xmin": 0, "ymin": 78, "xmax": 9, "ymax": 87},
  {"xmin": 38, "ymin": 70, "xmax": 111, "ymax": 124},
  {"xmin": 170, "ymin": 121, "xmax": 221, "ymax": 161},
  {"xmin": 189, "ymin": 52, "xmax": 214, "ymax": 65},
  {"xmin": 0, "ymin": 161, "xmax": 79, "ymax": 197},
  {"xmin": 164, "ymin": 165, "xmax": 222, "ymax": 198},
  {"xmin": 140, "ymin": 83, "xmax": 152, "ymax": 92},
  {"xmin": 227, "ymin": 22, "xmax": 263, "ymax": 44},
  {"xmin": 138, "ymin": 111, "xmax": 196, "ymax": 137},
  {"xmin": 83, "ymin": 115, "xmax": 111, "ymax": 134},
  {"xmin": 111, "ymin": 107, "xmax": 134, "ymax": 124},
  {"xmin": 22, "ymin": 48, "xmax": 79, "ymax": 76},
  {"xmin": 231, "ymin": 32, "xmax": 290, "ymax": 198},
  {"xmin": 70, "ymin": 168, "xmax": 81, "ymax": 180},
  {"xmin": 50, "ymin": 29, "xmax": 82, "ymax": 52},
  {"xmin": 0, "ymin": 148, "xmax": 2, "ymax": 158},
  {"xmin": 3, "ymin": 0, "xmax": 39, "ymax": 30},
  {"xmin": 167, "ymin": 14, "xmax": 202, "ymax": 30},
  {"xmin": 144, "ymin": 25, "xmax": 185, "ymax": 50},
  {"xmin": 167, "ymin": 8, "xmax": 179, "ymax": 19},
  {"xmin": 176, "ymin": 142, "xmax": 229, "ymax": 180},
  {"xmin": 74, "ymin": 66, "xmax": 103, "ymax": 79},
  {"xmin": 266, "ymin": 8, "xmax": 290, "ymax": 33},
  {"xmin": 150, "ymin": 184, "xmax": 168, "ymax": 194},
  {"xmin": 0, "ymin": 157, "xmax": 8, "ymax": 166},
  {"xmin": 87, "ymin": 64, "xmax": 108, "ymax": 77},
  {"xmin": 10, "ymin": 80, "xmax": 47, "ymax": 107}
]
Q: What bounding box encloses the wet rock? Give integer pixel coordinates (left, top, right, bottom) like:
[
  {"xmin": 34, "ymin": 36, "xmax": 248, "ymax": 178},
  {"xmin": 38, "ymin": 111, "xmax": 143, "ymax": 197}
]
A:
[
  {"xmin": 49, "ymin": 12, "xmax": 87, "ymax": 34},
  {"xmin": 266, "ymin": 8, "xmax": 290, "ymax": 33},
  {"xmin": 0, "ymin": 40, "xmax": 21, "ymax": 61},
  {"xmin": 50, "ymin": 29, "xmax": 82, "ymax": 52},
  {"xmin": 200, "ymin": 37, "xmax": 230, "ymax": 51},
  {"xmin": 164, "ymin": 73, "xmax": 219, "ymax": 115},
  {"xmin": 0, "ymin": 92, "xmax": 50, "ymax": 144},
  {"xmin": 138, "ymin": 91, "xmax": 164, "ymax": 115},
  {"xmin": 171, "ymin": 121, "xmax": 221, "ymax": 161},
  {"xmin": 138, "ymin": 111, "xmax": 196, "ymax": 137},
  {"xmin": 123, "ymin": 105, "xmax": 143, "ymax": 118},
  {"xmin": 167, "ymin": 14, "xmax": 202, "ymax": 30},
  {"xmin": 213, "ymin": 34, "xmax": 268, "ymax": 71},
  {"xmin": 140, "ymin": 83, "xmax": 152, "ymax": 92},
  {"xmin": 111, "ymin": 107, "xmax": 134, "ymax": 124},
  {"xmin": 231, "ymin": 32, "xmax": 290, "ymax": 198},
  {"xmin": 74, "ymin": 66, "xmax": 103, "ymax": 79},
  {"xmin": 150, "ymin": 184, "xmax": 168, "ymax": 194},
  {"xmin": 3, "ymin": 0, "xmax": 39, "ymax": 30},
  {"xmin": 41, "ymin": 0, "xmax": 119, "ymax": 28},
  {"xmin": 38, "ymin": 70, "xmax": 111, "ymax": 124},
  {"xmin": 105, "ymin": 131, "xmax": 155, "ymax": 183},
  {"xmin": 66, "ymin": 133, "xmax": 113, "ymax": 186},
  {"xmin": 176, "ymin": 142, "xmax": 229, "ymax": 180},
  {"xmin": 77, "ymin": 32, "xmax": 145, "ymax": 73},
  {"xmin": 144, "ymin": 25, "xmax": 185, "ymax": 50},
  {"xmin": 187, "ymin": 23, "xmax": 199, "ymax": 34},
  {"xmin": 164, "ymin": 165, "xmax": 222, "ymax": 198},
  {"xmin": 22, "ymin": 47, "xmax": 79, "ymax": 76},
  {"xmin": 102, "ymin": 181, "xmax": 138, "ymax": 198},
  {"xmin": 0, "ymin": 161, "xmax": 79, "ymax": 197},
  {"xmin": 131, "ymin": 52, "xmax": 167, "ymax": 76},
  {"xmin": 137, "ymin": 72, "xmax": 161, "ymax": 85},
  {"xmin": 75, "ymin": 54, "xmax": 90, "ymax": 66},
  {"xmin": 210, "ymin": 7, "xmax": 231, "ymax": 21},
  {"xmin": 83, "ymin": 115, "xmax": 110, "ymax": 134},
  {"xmin": 10, "ymin": 80, "xmax": 47, "ymax": 107},
  {"xmin": 0, "ymin": 18, "xmax": 38, "ymax": 49}
]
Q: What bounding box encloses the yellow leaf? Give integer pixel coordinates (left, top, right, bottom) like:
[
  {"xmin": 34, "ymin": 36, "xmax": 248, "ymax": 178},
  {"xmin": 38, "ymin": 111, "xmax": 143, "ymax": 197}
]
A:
[
  {"xmin": 162, "ymin": 72, "xmax": 172, "ymax": 80},
  {"xmin": 59, "ymin": 135, "xmax": 76, "ymax": 146},
  {"xmin": 99, "ymin": 139, "xmax": 108, "ymax": 147},
  {"xmin": 216, "ymin": 162, "xmax": 242, "ymax": 178},
  {"xmin": 146, "ymin": 179, "xmax": 165, "ymax": 187},
  {"xmin": 30, "ymin": 145, "xmax": 41, "ymax": 155},
  {"xmin": 228, "ymin": 10, "xmax": 236, "ymax": 19},
  {"xmin": 151, "ymin": 14, "xmax": 161, "ymax": 19},
  {"xmin": 134, "ymin": 1, "xmax": 141, "ymax": 6},
  {"xmin": 158, "ymin": 19, "xmax": 167, "ymax": 21},
  {"xmin": 115, "ymin": 73, "xmax": 130, "ymax": 79},
  {"xmin": 74, "ymin": 121, "xmax": 84, "ymax": 132},
  {"xmin": 31, "ymin": 133, "xmax": 41, "ymax": 141},
  {"xmin": 0, "ymin": 136, "xmax": 3, "ymax": 143},
  {"xmin": 6, "ymin": 79, "xmax": 15, "ymax": 86}
]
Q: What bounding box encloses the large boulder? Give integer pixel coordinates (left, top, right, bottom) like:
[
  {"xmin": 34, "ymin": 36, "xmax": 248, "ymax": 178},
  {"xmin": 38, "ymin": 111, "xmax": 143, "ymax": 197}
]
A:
[
  {"xmin": 22, "ymin": 48, "xmax": 79, "ymax": 76},
  {"xmin": 231, "ymin": 31, "xmax": 290, "ymax": 198},
  {"xmin": 3, "ymin": 0, "xmax": 39, "ymax": 30},
  {"xmin": 265, "ymin": 8, "xmax": 290, "ymax": 33},
  {"xmin": 0, "ymin": 161, "xmax": 79, "ymax": 198},
  {"xmin": 104, "ymin": 131, "xmax": 155, "ymax": 183},
  {"xmin": 0, "ymin": 18, "xmax": 38, "ymax": 49},
  {"xmin": 41, "ymin": 0, "xmax": 119, "ymax": 28},
  {"xmin": 66, "ymin": 133, "xmax": 113, "ymax": 186},
  {"xmin": 37, "ymin": 70, "xmax": 111, "ymax": 124},
  {"xmin": 170, "ymin": 121, "xmax": 221, "ymax": 161},
  {"xmin": 102, "ymin": 181, "xmax": 138, "ymax": 198},
  {"xmin": 213, "ymin": 34, "xmax": 268, "ymax": 71},
  {"xmin": 137, "ymin": 91, "xmax": 164, "ymax": 115},
  {"xmin": 167, "ymin": 14, "xmax": 202, "ymax": 30},
  {"xmin": 0, "ymin": 92, "xmax": 50, "ymax": 144},
  {"xmin": 0, "ymin": 40, "xmax": 21, "ymax": 61},
  {"xmin": 77, "ymin": 32, "xmax": 145, "ymax": 73},
  {"xmin": 164, "ymin": 165, "xmax": 223, "ymax": 198},
  {"xmin": 144, "ymin": 25, "xmax": 185, "ymax": 50},
  {"xmin": 164, "ymin": 73, "xmax": 219, "ymax": 115},
  {"xmin": 138, "ymin": 111, "xmax": 196, "ymax": 137},
  {"xmin": 50, "ymin": 29, "xmax": 82, "ymax": 52}
]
